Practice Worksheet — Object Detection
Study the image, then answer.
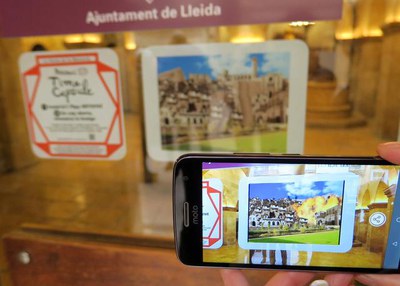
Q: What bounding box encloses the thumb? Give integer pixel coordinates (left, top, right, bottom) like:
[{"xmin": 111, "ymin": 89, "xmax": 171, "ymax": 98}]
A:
[
  {"xmin": 220, "ymin": 269, "xmax": 250, "ymax": 286},
  {"xmin": 355, "ymin": 274, "xmax": 400, "ymax": 286},
  {"xmin": 377, "ymin": 142, "xmax": 400, "ymax": 164}
]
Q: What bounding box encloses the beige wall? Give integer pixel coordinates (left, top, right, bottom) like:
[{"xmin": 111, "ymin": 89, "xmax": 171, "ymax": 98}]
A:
[
  {"xmin": 354, "ymin": 0, "xmax": 386, "ymax": 38},
  {"xmin": 21, "ymin": 35, "xmax": 66, "ymax": 51},
  {"xmin": 0, "ymin": 70, "xmax": 10, "ymax": 172},
  {"xmin": 350, "ymin": 37, "xmax": 382, "ymax": 118},
  {"xmin": 135, "ymin": 28, "xmax": 214, "ymax": 47},
  {"xmin": 0, "ymin": 38, "xmax": 37, "ymax": 171},
  {"xmin": 374, "ymin": 23, "xmax": 400, "ymax": 140}
]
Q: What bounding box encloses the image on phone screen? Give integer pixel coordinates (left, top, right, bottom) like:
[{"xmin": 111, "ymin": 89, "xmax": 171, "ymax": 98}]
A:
[
  {"xmin": 201, "ymin": 162, "xmax": 400, "ymax": 269},
  {"xmin": 238, "ymin": 173, "xmax": 358, "ymax": 253}
]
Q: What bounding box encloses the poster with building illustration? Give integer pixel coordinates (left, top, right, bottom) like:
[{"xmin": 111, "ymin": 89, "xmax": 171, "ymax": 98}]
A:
[
  {"xmin": 142, "ymin": 41, "xmax": 308, "ymax": 161},
  {"xmin": 238, "ymin": 173, "xmax": 358, "ymax": 253},
  {"xmin": 247, "ymin": 181, "xmax": 344, "ymax": 245}
]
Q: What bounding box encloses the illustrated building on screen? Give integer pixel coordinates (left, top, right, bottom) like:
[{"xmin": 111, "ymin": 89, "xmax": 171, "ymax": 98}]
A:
[
  {"xmin": 157, "ymin": 57, "xmax": 288, "ymax": 145},
  {"xmin": 248, "ymin": 197, "xmax": 341, "ymax": 229}
]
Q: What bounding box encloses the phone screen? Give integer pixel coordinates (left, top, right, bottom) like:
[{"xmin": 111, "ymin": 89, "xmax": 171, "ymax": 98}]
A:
[{"xmin": 201, "ymin": 161, "xmax": 400, "ymax": 270}]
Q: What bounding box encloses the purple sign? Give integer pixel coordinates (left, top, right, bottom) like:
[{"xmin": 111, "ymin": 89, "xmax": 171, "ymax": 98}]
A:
[{"xmin": 0, "ymin": 0, "xmax": 342, "ymax": 37}]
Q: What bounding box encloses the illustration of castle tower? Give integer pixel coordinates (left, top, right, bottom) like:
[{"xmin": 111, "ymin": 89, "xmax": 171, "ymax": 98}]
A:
[
  {"xmin": 239, "ymin": 57, "xmax": 260, "ymax": 131},
  {"xmin": 252, "ymin": 57, "xmax": 258, "ymax": 78}
]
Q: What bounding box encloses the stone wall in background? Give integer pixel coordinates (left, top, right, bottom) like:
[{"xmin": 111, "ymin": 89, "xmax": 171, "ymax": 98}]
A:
[
  {"xmin": 0, "ymin": 38, "xmax": 38, "ymax": 172},
  {"xmin": 375, "ymin": 23, "xmax": 400, "ymax": 140},
  {"xmin": 0, "ymin": 77, "xmax": 9, "ymax": 173},
  {"xmin": 351, "ymin": 37, "xmax": 383, "ymax": 119}
]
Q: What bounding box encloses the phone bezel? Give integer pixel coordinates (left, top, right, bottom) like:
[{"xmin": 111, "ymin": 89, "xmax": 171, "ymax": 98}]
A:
[{"xmin": 173, "ymin": 153, "xmax": 400, "ymax": 273}]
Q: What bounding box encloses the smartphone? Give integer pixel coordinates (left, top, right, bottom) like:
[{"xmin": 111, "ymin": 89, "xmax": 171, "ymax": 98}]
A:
[{"xmin": 173, "ymin": 153, "xmax": 400, "ymax": 273}]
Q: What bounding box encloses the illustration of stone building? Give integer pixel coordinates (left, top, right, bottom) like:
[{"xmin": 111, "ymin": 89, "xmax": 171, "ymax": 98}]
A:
[
  {"xmin": 158, "ymin": 57, "xmax": 289, "ymax": 144},
  {"xmin": 315, "ymin": 205, "xmax": 341, "ymax": 226},
  {"xmin": 159, "ymin": 68, "xmax": 185, "ymax": 84},
  {"xmin": 248, "ymin": 197, "xmax": 308, "ymax": 229}
]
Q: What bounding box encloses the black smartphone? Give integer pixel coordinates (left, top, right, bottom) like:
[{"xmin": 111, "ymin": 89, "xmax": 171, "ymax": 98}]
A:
[{"xmin": 173, "ymin": 153, "xmax": 400, "ymax": 273}]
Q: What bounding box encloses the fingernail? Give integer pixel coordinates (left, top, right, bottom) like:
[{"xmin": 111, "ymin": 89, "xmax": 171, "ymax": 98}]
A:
[
  {"xmin": 379, "ymin": 142, "xmax": 400, "ymax": 150},
  {"xmin": 355, "ymin": 274, "xmax": 376, "ymax": 285},
  {"xmin": 310, "ymin": 280, "xmax": 329, "ymax": 286}
]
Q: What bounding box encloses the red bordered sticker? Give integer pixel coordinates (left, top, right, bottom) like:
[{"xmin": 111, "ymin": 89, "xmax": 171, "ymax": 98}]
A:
[
  {"xmin": 19, "ymin": 49, "xmax": 126, "ymax": 160},
  {"xmin": 203, "ymin": 178, "xmax": 223, "ymax": 249}
]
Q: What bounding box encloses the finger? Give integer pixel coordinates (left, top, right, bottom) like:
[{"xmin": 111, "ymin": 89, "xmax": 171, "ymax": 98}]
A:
[
  {"xmin": 324, "ymin": 273, "xmax": 354, "ymax": 286},
  {"xmin": 265, "ymin": 271, "xmax": 316, "ymax": 286},
  {"xmin": 355, "ymin": 274, "xmax": 399, "ymax": 286},
  {"xmin": 377, "ymin": 142, "xmax": 400, "ymax": 164},
  {"xmin": 309, "ymin": 280, "xmax": 329, "ymax": 286},
  {"xmin": 220, "ymin": 269, "xmax": 250, "ymax": 286}
]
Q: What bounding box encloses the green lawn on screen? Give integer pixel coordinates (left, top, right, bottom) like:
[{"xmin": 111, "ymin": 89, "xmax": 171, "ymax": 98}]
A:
[
  {"xmin": 249, "ymin": 230, "xmax": 340, "ymax": 245},
  {"xmin": 164, "ymin": 131, "xmax": 287, "ymax": 153}
]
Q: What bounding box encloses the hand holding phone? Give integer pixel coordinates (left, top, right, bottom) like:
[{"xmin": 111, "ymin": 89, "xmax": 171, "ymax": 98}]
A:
[{"xmin": 173, "ymin": 152, "xmax": 400, "ymax": 274}]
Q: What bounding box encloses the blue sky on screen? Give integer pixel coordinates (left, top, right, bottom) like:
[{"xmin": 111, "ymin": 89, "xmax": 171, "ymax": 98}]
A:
[
  {"xmin": 157, "ymin": 52, "xmax": 290, "ymax": 80},
  {"xmin": 249, "ymin": 180, "xmax": 344, "ymax": 200}
]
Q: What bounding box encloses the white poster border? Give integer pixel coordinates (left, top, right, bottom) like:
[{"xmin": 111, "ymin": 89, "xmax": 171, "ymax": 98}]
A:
[
  {"xmin": 19, "ymin": 48, "xmax": 126, "ymax": 160},
  {"xmin": 141, "ymin": 40, "xmax": 308, "ymax": 162}
]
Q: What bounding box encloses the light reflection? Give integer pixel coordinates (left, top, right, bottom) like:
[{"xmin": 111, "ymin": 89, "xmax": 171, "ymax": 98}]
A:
[
  {"xmin": 124, "ymin": 32, "xmax": 137, "ymax": 50},
  {"xmin": 230, "ymin": 36, "xmax": 265, "ymax": 43},
  {"xmin": 64, "ymin": 33, "xmax": 103, "ymax": 44},
  {"xmin": 289, "ymin": 21, "xmax": 315, "ymax": 27}
]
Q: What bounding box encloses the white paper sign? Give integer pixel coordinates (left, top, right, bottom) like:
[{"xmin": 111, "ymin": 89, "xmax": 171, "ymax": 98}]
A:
[
  {"xmin": 203, "ymin": 178, "xmax": 223, "ymax": 249},
  {"xmin": 19, "ymin": 49, "xmax": 126, "ymax": 160}
]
